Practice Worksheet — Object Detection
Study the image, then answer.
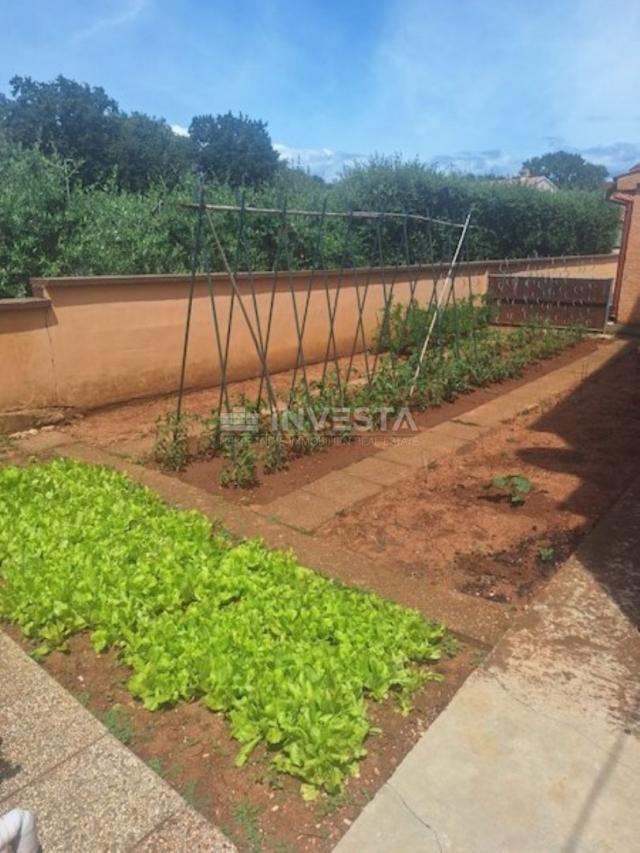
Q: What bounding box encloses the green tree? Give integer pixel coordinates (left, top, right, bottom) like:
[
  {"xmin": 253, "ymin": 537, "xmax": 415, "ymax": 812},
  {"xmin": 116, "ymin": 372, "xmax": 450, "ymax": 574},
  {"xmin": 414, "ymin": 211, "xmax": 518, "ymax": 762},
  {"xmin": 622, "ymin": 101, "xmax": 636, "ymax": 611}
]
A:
[
  {"xmin": 1, "ymin": 75, "xmax": 121, "ymax": 185},
  {"xmin": 0, "ymin": 76, "xmax": 191, "ymax": 190},
  {"xmin": 522, "ymin": 150, "xmax": 608, "ymax": 191},
  {"xmin": 189, "ymin": 111, "xmax": 280, "ymax": 186},
  {"xmin": 110, "ymin": 113, "xmax": 191, "ymax": 192}
]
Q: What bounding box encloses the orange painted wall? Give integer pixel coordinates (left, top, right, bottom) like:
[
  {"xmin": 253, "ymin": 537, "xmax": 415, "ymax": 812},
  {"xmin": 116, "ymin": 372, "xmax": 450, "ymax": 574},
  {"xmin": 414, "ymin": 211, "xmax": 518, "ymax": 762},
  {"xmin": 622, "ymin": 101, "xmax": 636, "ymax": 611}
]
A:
[
  {"xmin": 0, "ymin": 254, "xmax": 618, "ymax": 414},
  {"xmin": 616, "ymin": 201, "xmax": 640, "ymax": 326}
]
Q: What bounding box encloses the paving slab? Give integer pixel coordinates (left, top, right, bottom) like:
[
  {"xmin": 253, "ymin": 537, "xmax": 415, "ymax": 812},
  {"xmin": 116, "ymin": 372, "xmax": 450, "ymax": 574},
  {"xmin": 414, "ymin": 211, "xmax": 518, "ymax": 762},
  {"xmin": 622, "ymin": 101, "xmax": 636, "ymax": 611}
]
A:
[
  {"xmin": 426, "ymin": 420, "xmax": 487, "ymax": 443},
  {"xmin": 133, "ymin": 806, "xmax": 235, "ymax": 851},
  {"xmin": 257, "ymin": 489, "xmax": 340, "ymax": 531},
  {"xmin": 0, "ymin": 631, "xmax": 235, "ymax": 852},
  {"xmin": 344, "ymin": 456, "xmax": 416, "ymax": 486},
  {"xmin": 1, "ymin": 735, "xmax": 187, "ymax": 851},
  {"xmin": 376, "ymin": 440, "xmax": 433, "ymax": 468},
  {"xmin": 0, "ymin": 669, "xmax": 103, "ymax": 799},
  {"xmin": 336, "ymin": 472, "xmax": 640, "ymax": 853},
  {"xmin": 301, "ymin": 469, "xmax": 382, "ymax": 510},
  {"xmin": 457, "ymin": 396, "xmax": 536, "ymax": 428}
]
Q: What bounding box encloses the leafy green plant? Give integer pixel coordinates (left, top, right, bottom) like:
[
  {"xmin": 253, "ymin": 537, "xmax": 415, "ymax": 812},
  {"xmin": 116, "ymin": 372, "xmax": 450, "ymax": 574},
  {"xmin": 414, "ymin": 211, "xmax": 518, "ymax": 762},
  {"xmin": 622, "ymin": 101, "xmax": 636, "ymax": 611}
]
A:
[
  {"xmin": 200, "ymin": 412, "xmax": 223, "ymax": 456},
  {"xmin": 219, "ymin": 433, "xmax": 259, "ymax": 487},
  {"xmin": 487, "ymin": 474, "xmax": 533, "ymax": 505},
  {"xmin": 0, "ymin": 459, "xmax": 446, "ymax": 797},
  {"xmin": 261, "ymin": 432, "xmax": 289, "ymax": 474}
]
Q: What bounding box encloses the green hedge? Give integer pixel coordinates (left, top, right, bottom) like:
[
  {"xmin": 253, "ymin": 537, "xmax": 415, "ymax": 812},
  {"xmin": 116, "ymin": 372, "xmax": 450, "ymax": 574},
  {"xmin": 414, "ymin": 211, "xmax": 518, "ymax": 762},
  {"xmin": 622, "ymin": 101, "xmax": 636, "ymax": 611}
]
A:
[{"xmin": 0, "ymin": 144, "xmax": 618, "ymax": 298}]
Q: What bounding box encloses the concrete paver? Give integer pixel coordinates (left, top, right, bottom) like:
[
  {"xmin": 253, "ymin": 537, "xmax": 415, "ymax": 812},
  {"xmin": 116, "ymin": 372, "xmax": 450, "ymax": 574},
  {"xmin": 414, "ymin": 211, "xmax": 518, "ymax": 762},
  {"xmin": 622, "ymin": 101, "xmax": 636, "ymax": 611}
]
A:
[
  {"xmin": 257, "ymin": 488, "xmax": 340, "ymax": 531},
  {"xmin": 345, "ymin": 456, "xmax": 416, "ymax": 486},
  {"xmin": 426, "ymin": 420, "xmax": 487, "ymax": 443},
  {"xmin": 134, "ymin": 807, "xmax": 235, "ymax": 851},
  {"xmin": 301, "ymin": 469, "xmax": 382, "ymax": 510},
  {"xmin": 0, "ymin": 632, "xmax": 234, "ymax": 852},
  {"xmin": 376, "ymin": 440, "xmax": 433, "ymax": 468}
]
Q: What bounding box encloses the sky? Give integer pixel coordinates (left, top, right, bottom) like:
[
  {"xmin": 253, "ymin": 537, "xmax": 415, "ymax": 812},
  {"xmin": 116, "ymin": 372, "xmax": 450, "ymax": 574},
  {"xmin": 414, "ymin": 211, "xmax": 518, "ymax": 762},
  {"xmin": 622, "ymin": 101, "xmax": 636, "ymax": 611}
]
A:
[{"xmin": 1, "ymin": 0, "xmax": 639, "ymax": 181}]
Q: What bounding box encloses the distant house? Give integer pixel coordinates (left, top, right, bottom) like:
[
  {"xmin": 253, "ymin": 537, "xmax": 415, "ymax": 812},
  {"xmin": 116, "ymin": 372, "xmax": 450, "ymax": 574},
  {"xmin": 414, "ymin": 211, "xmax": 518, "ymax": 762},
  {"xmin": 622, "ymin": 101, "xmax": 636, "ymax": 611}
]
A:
[{"xmin": 501, "ymin": 167, "xmax": 558, "ymax": 193}]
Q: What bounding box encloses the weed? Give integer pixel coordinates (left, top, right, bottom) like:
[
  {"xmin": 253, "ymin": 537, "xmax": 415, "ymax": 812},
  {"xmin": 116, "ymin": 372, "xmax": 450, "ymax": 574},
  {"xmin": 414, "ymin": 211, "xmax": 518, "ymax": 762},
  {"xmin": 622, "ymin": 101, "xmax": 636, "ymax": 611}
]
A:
[
  {"xmin": 487, "ymin": 474, "xmax": 533, "ymax": 505},
  {"xmin": 537, "ymin": 545, "xmax": 555, "ymax": 563},
  {"xmin": 230, "ymin": 802, "xmax": 264, "ymax": 853},
  {"xmin": 146, "ymin": 756, "xmax": 165, "ymax": 775},
  {"xmin": 316, "ymin": 790, "xmax": 347, "ymax": 818},
  {"xmin": 73, "ymin": 690, "xmax": 91, "ymax": 707},
  {"xmin": 100, "ymin": 705, "xmax": 134, "ymax": 745},
  {"xmin": 181, "ymin": 778, "xmax": 208, "ymax": 811}
]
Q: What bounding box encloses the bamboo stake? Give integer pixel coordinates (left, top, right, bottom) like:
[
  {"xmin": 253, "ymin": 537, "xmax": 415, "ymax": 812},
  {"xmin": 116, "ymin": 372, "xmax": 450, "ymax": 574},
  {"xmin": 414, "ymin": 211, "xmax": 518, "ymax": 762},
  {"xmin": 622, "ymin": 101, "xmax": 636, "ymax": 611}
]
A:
[{"xmin": 409, "ymin": 211, "xmax": 472, "ymax": 397}]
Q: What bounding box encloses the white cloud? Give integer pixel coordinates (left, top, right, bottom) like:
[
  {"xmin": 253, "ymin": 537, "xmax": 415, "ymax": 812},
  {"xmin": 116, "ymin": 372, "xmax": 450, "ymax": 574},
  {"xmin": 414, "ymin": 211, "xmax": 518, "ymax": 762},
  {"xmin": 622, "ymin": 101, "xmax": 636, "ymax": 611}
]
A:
[
  {"xmin": 430, "ymin": 142, "xmax": 640, "ymax": 180},
  {"xmin": 274, "ymin": 143, "xmax": 366, "ymax": 182},
  {"xmin": 580, "ymin": 143, "xmax": 640, "ymax": 177},
  {"xmin": 73, "ymin": 0, "xmax": 149, "ymax": 42},
  {"xmin": 170, "ymin": 123, "xmax": 189, "ymax": 137}
]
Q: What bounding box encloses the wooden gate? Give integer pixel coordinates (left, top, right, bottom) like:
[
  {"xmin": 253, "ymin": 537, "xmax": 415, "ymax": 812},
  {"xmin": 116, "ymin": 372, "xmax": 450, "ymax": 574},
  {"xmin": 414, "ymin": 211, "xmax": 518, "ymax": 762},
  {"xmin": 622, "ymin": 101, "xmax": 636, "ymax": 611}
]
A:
[{"xmin": 486, "ymin": 275, "xmax": 613, "ymax": 331}]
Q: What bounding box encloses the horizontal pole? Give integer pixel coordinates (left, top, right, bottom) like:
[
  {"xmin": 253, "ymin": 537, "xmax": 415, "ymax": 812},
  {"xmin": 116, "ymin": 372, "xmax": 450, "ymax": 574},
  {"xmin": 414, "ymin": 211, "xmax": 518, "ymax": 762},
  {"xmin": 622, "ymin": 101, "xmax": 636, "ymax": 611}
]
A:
[{"xmin": 178, "ymin": 202, "xmax": 468, "ymax": 230}]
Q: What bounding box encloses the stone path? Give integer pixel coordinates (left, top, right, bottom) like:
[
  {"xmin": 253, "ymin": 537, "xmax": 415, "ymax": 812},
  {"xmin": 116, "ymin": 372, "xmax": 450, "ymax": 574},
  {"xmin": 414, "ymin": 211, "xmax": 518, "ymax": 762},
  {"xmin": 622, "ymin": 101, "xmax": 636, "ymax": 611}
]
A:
[
  {"xmin": 0, "ymin": 631, "xmax": 235, "ymax": 852},
  {"xmin": 335, "ymin": 472, "xmax": 640, "ymax": 852},
  {"xmin": 256, "ymin": 339, "xmax": 630, "ymax": 532}
]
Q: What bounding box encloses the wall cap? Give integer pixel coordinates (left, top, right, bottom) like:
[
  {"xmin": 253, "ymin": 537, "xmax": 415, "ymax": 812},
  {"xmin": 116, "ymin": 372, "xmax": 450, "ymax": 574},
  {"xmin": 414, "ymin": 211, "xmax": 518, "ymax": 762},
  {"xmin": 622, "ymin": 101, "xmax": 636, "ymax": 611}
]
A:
[
  {"xmin": 29, "ymin": 254, "xmax": 618, "ymax": 289},
  {"xmin": 0, "ymin": 297, "xmax": 51, "ymax": 312}
]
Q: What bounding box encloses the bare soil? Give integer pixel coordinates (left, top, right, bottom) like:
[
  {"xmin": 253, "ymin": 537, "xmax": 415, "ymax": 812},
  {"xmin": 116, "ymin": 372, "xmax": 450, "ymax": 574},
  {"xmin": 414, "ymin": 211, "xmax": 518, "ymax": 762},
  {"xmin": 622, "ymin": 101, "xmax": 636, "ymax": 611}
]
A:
[
  {"xmin": 321, "ymin": 342, "xmax": 640, "ymax": 609},
  {"xmin": 6, "ymin": 627, "xmax": 479, "ymax": 853},
  {"xmin": 65, "ymin": 338, "xmax": 600, "ymax": 506}
]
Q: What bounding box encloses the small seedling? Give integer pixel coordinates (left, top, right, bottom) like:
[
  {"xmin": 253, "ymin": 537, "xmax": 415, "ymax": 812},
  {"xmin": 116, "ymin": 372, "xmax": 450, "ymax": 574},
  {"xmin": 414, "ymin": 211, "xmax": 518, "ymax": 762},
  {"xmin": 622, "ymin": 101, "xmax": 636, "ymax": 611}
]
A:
[
  {"xmin": 486, "ymin": 474, "xmax": 532, "ymax": 505},
  {"xmin": 537, "ymin": 545, "xmax": 555, "ymax": 563}
]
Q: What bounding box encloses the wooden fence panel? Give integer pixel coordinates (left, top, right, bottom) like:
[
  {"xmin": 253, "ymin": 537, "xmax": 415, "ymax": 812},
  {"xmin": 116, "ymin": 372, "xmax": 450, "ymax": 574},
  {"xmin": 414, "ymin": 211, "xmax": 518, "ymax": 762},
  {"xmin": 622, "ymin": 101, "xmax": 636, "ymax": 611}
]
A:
[{"xmin": 486, "ymin": 275, "xmax": 613, "ymax": 330}]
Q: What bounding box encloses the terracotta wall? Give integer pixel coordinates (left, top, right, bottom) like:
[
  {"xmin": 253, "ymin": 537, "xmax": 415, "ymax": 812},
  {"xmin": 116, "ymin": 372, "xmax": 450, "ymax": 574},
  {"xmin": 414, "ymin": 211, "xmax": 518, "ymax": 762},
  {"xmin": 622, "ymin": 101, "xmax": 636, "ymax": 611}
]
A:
[
  {"xmin": 0, "ymin": 254, "xmax": 618, "ymax": 414},
  {"xmin": 610, "ymin": 168, "xmax": 640, "ymax": 327}
]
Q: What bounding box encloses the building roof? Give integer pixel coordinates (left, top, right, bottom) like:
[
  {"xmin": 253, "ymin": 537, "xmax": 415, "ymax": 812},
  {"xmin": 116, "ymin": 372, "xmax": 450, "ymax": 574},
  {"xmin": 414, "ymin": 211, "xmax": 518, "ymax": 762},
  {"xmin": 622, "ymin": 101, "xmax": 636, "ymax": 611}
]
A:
[
  {"xmin": 615, "ymin": 162, "xmax": 640, "ymax": 179},
  {"xmin": 500, "ymin": 168, "xmax": 558, "ymax": 192}
]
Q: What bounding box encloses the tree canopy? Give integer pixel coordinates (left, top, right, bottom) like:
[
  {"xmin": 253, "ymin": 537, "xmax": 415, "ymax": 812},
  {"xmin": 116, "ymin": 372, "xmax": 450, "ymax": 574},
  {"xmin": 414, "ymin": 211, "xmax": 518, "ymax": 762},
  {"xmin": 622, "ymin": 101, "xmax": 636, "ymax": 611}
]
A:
[
  {"xmin": 0, "ymin": 76, "xmax": 281, "ymax": 191},
  {"xmin": 522, "ymin": 150, "xmax": 608, "ymax": 191},
  {"xmin": 189, "ymin": 111, "xmax": 280, "ymax": 186}
]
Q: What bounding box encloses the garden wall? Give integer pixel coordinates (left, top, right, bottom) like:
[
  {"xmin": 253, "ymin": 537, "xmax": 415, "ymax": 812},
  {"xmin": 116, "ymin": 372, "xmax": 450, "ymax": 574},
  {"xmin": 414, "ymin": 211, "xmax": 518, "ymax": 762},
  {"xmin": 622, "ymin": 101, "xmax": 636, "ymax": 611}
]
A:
[{"xmin": 0, "ymin": 254, "xmax": 618, "ymax": 416}]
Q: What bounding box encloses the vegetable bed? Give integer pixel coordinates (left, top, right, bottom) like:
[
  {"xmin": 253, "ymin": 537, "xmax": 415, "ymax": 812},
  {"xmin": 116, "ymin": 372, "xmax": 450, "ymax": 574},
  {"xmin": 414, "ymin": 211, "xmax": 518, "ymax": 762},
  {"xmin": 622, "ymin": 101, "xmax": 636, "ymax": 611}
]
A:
[{"xmin": 0, "ymin": 459, "xmax": 446, "ymax": 798}]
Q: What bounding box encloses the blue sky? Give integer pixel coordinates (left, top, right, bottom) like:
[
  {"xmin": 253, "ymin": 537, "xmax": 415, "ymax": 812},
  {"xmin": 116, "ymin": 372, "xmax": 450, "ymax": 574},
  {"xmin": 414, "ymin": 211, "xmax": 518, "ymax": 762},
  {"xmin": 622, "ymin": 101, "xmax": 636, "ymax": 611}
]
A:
[{"xmin": 1, "ymin": 0, "xmax": 639, "ymax": 180}]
